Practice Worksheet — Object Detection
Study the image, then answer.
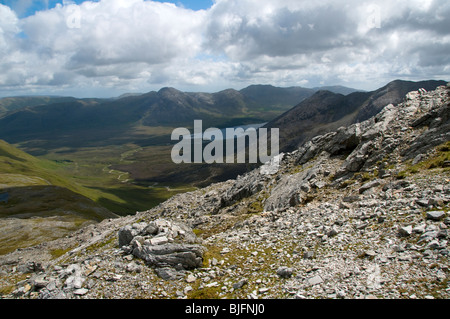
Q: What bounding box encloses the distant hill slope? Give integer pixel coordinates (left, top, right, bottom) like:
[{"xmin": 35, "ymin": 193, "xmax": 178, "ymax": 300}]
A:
[
  {"xmin": 311, "ymin": 85, "xmax": 365, "ymax": 95},
  {"xmin": 0, "ymin": 139, "xmax": 118, "ymax": 254},
  {"xmin": 0, "ymin": 96, "xmax": 107, "ymax": 117},
  {"xmin": 266, "ymin": 79, "xmax": 447, "ymax": 152},
  {"xmin": 0, "ymin": 139, "xmax": 117, "ymax": 219}
]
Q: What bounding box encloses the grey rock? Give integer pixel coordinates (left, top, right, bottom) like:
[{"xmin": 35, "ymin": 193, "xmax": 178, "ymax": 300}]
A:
[
  {"xmin": 133, "ymin": 243, "xmax": 204, "ymax": 270},
  {"xmin": 155, "ymin": 267, "xmax": 184, "ymax": 281},
  {"xmin": 186, "ymin": 274, "xmax": 197, "ymax": 283},
  {"xmin": 416, "ymin": 198, "xmax": 430, "ymax": 208},
  {"xmin": 327, "ymin": 228, "xmax": 338, "ymax": 237},
  {"xmin": 142, "ymin": 223, "xmax": 158, "ymax": 236},
  {"xmin": 220, "ymin": 171, "xmax": 265, "ymax": 208},
  {"xmin": 342, "ymin": 141, "xmax": 373, "ymax": 173},
  {"xmin": 233, "ymin": 279, "xmax": 248, "ymax": 289},
  {"xmin": 130, "ymin": 236, "xmax": 145, "ymax": 249},
  {"xmin": 426, "ymin": 240, "xmax": 442, "ymax": 250},
  {"xmin": 323, "ymin": 125, "xmax": 361, "ymax": 156},
  {"xmin": 413, "ymin": 224, "xmax": 426, "ymax": 234},
  {"xmin": 365, "ymin": 250, "xmax": 377, "ymax": 257},
  {"xmin": 17, "ymin": 262, "xmax": 45, "ymax": 274},
  {"xmin": 264, "ymin": 166, "xmax": 321, "ymax": 210},
  {"xmin": 307, "ymin": 275, "xmax": 324, "ymax": 286},
  {"xmin": 398, "ymin": 225, "xmax": 413, "ymax": 237},
  {"xmin": 150, "ymin": 236, "xmax": 169, "ymax": 246},
  {"xmin": 32, "ymin": 275, "xmax": 49, "ymax": 289},
  {"xmin": 343, "ymin": 195, "xmax": 360, "ymax": 203},
  {"xmin": 121, "ymin": 245, "xmax": 133, "ymax": 255},
  {"xmin": 67, "ymin": 274, "xmax": 84, "ymax": 290},
  {"xmin": 276, "ymin": 267, "xmax": 294, "ymax": 279},
  {"xmin": 73, "ymin": 288, "xmax": 89, "ymax": 296},
  {"xmin": 64, "ymin": 264, "xmax": 81, "ymax": 276},
  {"xmin": 125, "ymin": 262, "xmax": 142, "ymax": 273},
  {"xmin": 64, "ymin": 264, "xmax": 84, "ymax": 290},
  {"xmin": 437, "ymin": 230, "xmax": 448, "ymax": 239},
  {"xmin": 45, "ymin": 279, "xmax": 60, "ymax": 292},
  {"xmin": 359, "ymin": 180, "xmax": 381, "ymax": 194},
  {"xmin": 118, "ymin": 225, "xmax": 139, "ymax": 247},
  {"xmin": 118, "ymin": 223, "xmax": 149, "ymax": 247},
  {"xmin": 426, "ymin": 211, "xmax": 446, "ymax": 221},
  {"xmin": 303, "ymin": 251, "xmax": 314, "ymax": 259},
  {"xmin": 119, "ymin": 219, "xmax": 204, "ymax": 274},
  {"xmin": 412, "ymin": 154, "xmax": 423, "ymax": 165}
]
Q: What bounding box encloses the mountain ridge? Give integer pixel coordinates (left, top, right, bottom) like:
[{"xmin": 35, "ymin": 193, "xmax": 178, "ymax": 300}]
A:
[{"xmin": 0, "ymin": 83, "xmax": 360, "ymax": 150}]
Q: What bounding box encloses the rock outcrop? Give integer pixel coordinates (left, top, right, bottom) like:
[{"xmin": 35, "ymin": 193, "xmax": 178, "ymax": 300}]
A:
[{"xmin": 118, "ymin": 219, "xmax": 204, "ymax": 279}]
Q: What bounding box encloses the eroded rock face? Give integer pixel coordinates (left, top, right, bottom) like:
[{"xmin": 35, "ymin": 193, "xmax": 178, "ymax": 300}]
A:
[
  {"xmin": 133, "ymin": 243, "xmax": 204, "ymax": 270},
  {"xmin": 118, "ymin": 219, "xmax": 204, "ymax": 279}
]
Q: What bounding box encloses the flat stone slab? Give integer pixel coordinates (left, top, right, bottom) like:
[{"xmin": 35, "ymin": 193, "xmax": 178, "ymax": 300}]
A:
[
  {"xmin": 307, "ymin": 275, "xmax": 324, "ymax": 286},
  {"xmin": 427, "ymin": 211, "xmax": 446, "ymax": 221}
]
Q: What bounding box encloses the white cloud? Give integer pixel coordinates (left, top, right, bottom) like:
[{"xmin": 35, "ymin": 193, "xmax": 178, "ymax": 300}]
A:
[
  {"xmin": 0, "ymin": 5, "xmax": 20, "ymax": 53},
  {"xmin": 0, "ymin": 0, "xmax": 449, "ymax": 97},
  {"xmin": 202, "ymin": 0, "xmax": 450, "ymax": 90}
]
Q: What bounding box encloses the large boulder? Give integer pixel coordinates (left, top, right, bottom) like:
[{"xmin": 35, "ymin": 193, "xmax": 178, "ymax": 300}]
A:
[
  {"xmin": 118, "ymin": 219, "xmax": 205, "ymax": 279},
  {"xmin": 219, "ymin": 170, "xmax": 265, "ymax": 208},
  {"xmin": 133, "ymin": 243, "xmax": 204, "ymax": 270}
]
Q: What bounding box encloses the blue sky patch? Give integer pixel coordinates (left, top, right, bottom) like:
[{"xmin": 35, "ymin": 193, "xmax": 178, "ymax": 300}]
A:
[{"xmin": 1, "ymin": 0, "xmax": 213, "ymax": 17}]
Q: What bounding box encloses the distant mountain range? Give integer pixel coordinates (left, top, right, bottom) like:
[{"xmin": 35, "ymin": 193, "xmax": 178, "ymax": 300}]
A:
[
  {"xmin": 265, "ymin": 80, "xmax": 447, "ymax": 152},
  {"xmin": 0, "ymin": 84, "xmax": 361, "ymax": 147},
  {"xmin": 0, "ymin": 96, "xmax": 79, "ymax": 115},
  {"xmin": 0, "ymin": 80, "xmax": 446, "ymax": 155}
]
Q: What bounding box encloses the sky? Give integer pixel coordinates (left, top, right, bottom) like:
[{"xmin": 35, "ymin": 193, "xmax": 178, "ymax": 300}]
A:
[{"xmin": 0, "ymin": 0, "xmax": 449, "ymax": 98}]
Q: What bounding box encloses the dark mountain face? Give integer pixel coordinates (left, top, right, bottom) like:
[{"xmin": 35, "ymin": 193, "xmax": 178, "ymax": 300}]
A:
[
  {"xmin": 311, "ymin": 85, "xmax": 365, "ymax": 96},
  {"xmin": 0, "ymin": 84, "xmax": 332, "ymax": 145},
  {"xmin": 239, "ymin": 84, "xmax": 316, "ymax": 108},
  {"xmin": 266, "ymin": 80, "xmax": 448, "ymax": 152},
  {"xmin": 355, "ymin": 80, "xmax": 449, "ymax": 122}
]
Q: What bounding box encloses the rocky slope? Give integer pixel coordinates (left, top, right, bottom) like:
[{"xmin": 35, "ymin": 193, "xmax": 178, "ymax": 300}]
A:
[
  {"xmin": 0, "ymin": 84, "xmax": 449, "ymax": 299},
  {"xmin": 265, "ymin": 79, "xmax": 447, "ymax": 152}
]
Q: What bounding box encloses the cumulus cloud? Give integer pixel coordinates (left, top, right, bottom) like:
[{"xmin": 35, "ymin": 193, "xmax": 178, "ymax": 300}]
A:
[
  {"xmin": 205, "ymin": 0, "xmax": 358, "ymax": 59},
  {"xmin": 204, "ymin": 0, "xmax": 450, "ymax": 88},
  {"xmin": 0, "ymin": 1, "xmax": 206, "ymax": 95},
  {"xmin": 0, "ymin": 0, "xmax": 449, "ymax": 97}
]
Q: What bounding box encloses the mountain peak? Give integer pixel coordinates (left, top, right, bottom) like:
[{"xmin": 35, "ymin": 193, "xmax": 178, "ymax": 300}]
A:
[{"xmin": 158, "ymin": 87, "xmax": 183, "ymax": 95}]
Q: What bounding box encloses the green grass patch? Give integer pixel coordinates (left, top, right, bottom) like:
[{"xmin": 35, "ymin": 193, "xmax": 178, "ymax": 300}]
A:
[
  {"xmin": 50, "ymin": 247, "xmax": 73, "ymax": 259},
  {"xmin": 187, "ymin": 286, "xmax": 222, "ymax": 299},
  {"xmin": 404, "ymin": 141, "xmax": 450, "ymax": 175}
]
